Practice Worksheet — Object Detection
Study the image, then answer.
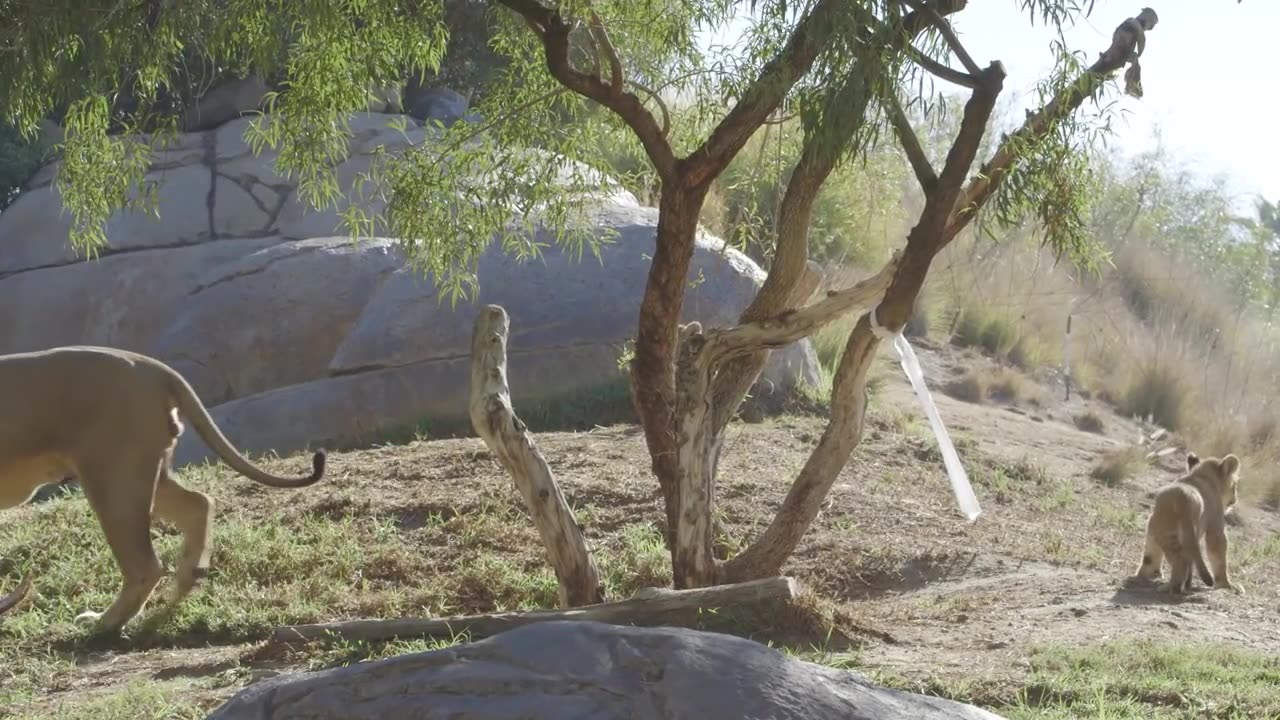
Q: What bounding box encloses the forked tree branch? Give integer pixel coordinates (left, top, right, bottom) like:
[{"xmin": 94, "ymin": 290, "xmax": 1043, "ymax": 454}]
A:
[
  {"xmin": 497, "ymin": 0, "xmax": 677, "ymax": 181},
  {"xmin": 944, "ymin": 10, "xmax": 1160, "ymax": 240},
  {"xmin": 901, "ymin": 0, "xmax": 981, "ymax": 75},
  {"xmin": 683, "ymin": 0, "xmax": 845, "ymax": 187},
  {"xmin": 587, "ymin": 9, "xmax": 623, "ymax": 95},
  {"xmin": 882, "ymin": 89, "xmax": 936, "ymax": 191},
  {"xmin": 706, "ymin": 0, "xmax": 968, "ymax": 436}
]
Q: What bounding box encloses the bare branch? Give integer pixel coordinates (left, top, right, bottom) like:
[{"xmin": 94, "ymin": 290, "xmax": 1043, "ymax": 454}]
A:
[
  {"xmin": 706, "ymin": 252, "xmax": 901, "ymax": 362},
  {"xmin": 684, "ymin": 0, "xmax": 845, "ymax": 187},
  {"xmin": 906, "ymin": 43, "xmax": 978, "ymax": 88},
  {"xmin": 587, "ymin": 9, "xmax": 624, "ymax": 95},
  {"xmin": 944, "ymin": 10, "xmax": 1160, "ymax": 240},
  {"xmin": 497, "ymin": 0, "xmax": 677, "ymax": 182},
  {"xmin": 625, "ymin": 79, "xmax": 671, "ymax": 137},
  {"xmin": 882, "ymin": 89, "xmax": 937, "ymax": 191},
  {"xmin": 901, "ymin": 0, "xmax": 982, "ymax": 75}
]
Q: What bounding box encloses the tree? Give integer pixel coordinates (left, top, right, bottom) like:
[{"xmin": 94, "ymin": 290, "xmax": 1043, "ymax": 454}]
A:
[{"xmin": 1, "ymin": 1, "xmax": 1163, "ymax": 598}]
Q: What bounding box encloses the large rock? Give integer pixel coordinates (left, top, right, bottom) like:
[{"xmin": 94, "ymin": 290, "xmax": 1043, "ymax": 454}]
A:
[
  {"xmin": 0, "ymin": 104, "xmax": 824, "ymax": 466},
  {"xmin": 179, "ymin": 75, "xmax": 272, "ymax": 132},
  {"xmin": 206, "ymin": 621, "xmax": 1005, "ymax": 720}
]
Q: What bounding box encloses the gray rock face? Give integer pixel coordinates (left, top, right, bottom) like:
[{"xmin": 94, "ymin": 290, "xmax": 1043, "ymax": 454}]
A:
[
  {"xmin": 206, "ymin": 621, "xmax": 1006, "ymax": 720},
  {"xmin": 406, "ymin": 86, "xmax": 475, "ymax": 127},
  {"xmin": 179, "ymin": 75, "xmax": 271, "ymax": 132},
  {"xmin": 1, "ymin": 104, "xmax": 822, "ymax": 467}
]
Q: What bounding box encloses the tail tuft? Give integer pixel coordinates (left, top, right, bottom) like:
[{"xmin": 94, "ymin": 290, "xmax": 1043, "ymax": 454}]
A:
[
  {"xmin": 304, "ymin": 450, "xmax": 327, "ymax": 486},
  {"xmin": 1199, "ymin": 562, "xmax": 1215, "ymax": 587}
]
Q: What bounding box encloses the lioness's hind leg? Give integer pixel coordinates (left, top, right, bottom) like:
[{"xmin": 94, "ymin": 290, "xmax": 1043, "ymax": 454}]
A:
[
  {"xmin": 76, "ymin": 458, "xmax": 165, "ymax": 633},
  {"xmin": 1206, "ymin": 526, "xmax": 1244, "ymax": 595},
  {"xmin": 153, "ymin": 464, "xmax": 213, "ymax": 603}
]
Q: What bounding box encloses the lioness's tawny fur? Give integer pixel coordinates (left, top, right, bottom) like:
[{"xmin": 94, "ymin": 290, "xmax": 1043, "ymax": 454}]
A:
[
  {"xmin": 0, "ymin": 346, "xmax": 325, "ymax": 633},
  {"xmin": 1135, "ymin": 451, "xmax": 1244, "ymax": 595}
]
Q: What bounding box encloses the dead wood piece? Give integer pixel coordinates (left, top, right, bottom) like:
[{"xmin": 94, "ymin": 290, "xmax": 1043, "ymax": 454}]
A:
[
  {"xmin": 470, "ymin": 304, "xmax": 604, "ymax": 608},
  {"xmin": 271, "ymin": 576, "xmax": 800, "ymax": 644}
]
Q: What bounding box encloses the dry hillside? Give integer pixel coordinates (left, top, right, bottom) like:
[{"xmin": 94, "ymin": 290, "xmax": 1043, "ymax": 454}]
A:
[{"xmin": 1, "ymin": 338, "xmax": 1278, "ymax": 719}]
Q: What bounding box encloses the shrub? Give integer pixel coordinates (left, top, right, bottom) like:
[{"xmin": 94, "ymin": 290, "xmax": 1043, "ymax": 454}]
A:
[
  {"xmin": 1074, "ymin": 411, "xmax": 1106, "ymax": 434},
  {"xmin": 1090, "ymin": 447, "xmax": 1146, "ymax": 487},
  {"xmin": 1118, "ymin": 363, "xmax": 1188, "ymax": 431},
  {"xmin": 945, "ymin": 372, "xmax": 987, "ymax": 403}
]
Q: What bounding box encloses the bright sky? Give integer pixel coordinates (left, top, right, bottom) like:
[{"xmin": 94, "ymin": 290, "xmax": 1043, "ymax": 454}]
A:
[{"xmin": 699, "ymin": 1, "xmax": 1279, "ymax": 209}]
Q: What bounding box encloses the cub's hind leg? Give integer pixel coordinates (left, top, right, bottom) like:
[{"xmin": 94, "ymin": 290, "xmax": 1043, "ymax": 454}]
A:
[
  {"xmin": 1156, "ymin": 535, "xmax": 1190, "ymax": 595},
  {"xmin": 1135, "ymin": 530, "xmax": 1164, "ymax": 580},
  {"xmin": 75, "ymin": 455, "xmax": 166, "ymax": 634},
  {"xmin": 153, "ymin": 460, "xmax": 214, "ymax": 604},
  {"xmin": 1206, "ymin": 525, "xmax": 1244, "ymax": 595}
]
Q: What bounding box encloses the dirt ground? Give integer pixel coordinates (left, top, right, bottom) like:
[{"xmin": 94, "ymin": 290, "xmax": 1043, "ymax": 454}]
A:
[{"xmin": 4, "ymin": 338, "xmax": 1279, "ymax": 716}]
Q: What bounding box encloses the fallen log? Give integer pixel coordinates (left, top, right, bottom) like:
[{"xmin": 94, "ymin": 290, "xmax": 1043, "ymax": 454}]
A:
[{"xmin": 272, "ymin": 575, "xmax": 799, "ymax": 644}]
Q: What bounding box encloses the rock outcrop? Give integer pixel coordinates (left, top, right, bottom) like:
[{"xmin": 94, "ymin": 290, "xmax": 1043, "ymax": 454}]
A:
[
  {"xmin": 207, "ymin": 621, "xmax": 1006, "ymax": 720},
  {"xmin": 0, "ymin": 107, "xmax": 822, "ymax": 467}
]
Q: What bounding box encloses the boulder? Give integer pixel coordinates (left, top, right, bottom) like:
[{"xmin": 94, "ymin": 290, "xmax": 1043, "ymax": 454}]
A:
[
  {"xmin": 0, "ymin": 105, "xmax": 824, "ymax": 467},
  {"xmin": 205, "ymin": 621, "xmax": 1006, "ymax": 720},
  {"xmin": 179, "ymin": 75, "xmax": 271, "ymax": 132},
  {"xmin": 405, "ymin": 86, "xmax": 476, "ymax": 127}
]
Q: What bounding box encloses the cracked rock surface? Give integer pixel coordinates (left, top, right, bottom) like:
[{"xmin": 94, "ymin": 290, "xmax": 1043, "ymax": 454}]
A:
[
  {"xmin": 206, "ymin": 621, "xmax": 1007, "ymax": 720},
  {"xmin": 0, "ymin": 110, "xmax": 822, "ymax": 467}
]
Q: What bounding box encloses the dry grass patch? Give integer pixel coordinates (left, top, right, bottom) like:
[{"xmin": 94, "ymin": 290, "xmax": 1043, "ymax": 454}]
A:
[
  {"xmin": 1073, "ymin": 411, "xmax": 1106, "ymax": 434},
  {"xmin": 1089, "ymin": 446, "xmax": 1147, "ymax": 487}
]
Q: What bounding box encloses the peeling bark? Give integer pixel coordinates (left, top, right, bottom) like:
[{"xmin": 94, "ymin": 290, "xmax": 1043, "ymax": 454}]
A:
[{"xmin": 470, "ymin": 305, "xmax": 604, "ymax": 607}]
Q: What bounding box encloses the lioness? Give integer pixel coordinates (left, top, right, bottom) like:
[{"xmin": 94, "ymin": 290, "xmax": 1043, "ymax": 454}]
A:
[
  {"xmin": 0, "ymin": 346, "xmax": 325, "ymax": 633},
  {"xmin": 1135, "ymin": 451, "xmax": 1244, "ymax": 595}
]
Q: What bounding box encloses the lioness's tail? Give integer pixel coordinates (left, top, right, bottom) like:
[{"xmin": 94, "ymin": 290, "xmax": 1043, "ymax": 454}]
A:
[
  {"xmin": 1179, "ymin": 502, "xmax": 1214, "ymax": 587},
  {"xmin": 0, "ymin": 577, "xmax": 31, "ymax": 616},
  {"xmin": 162, "ymin": 365, "xmax": 325, "ymax": 488}
]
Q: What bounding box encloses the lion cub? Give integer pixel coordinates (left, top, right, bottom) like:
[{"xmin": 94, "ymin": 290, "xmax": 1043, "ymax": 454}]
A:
[{"xmin": 1135, "ymin": 452, "xmax": 1244, "ymax": 595}]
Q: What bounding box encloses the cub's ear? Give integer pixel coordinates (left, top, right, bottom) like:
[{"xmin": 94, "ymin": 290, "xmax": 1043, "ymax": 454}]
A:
[
  {"xmin": 1222, "ymin": 454, "xmax": 1240, "ymax": 476},
  {"xmin": 1186, "ymin": 452, "xmax": 1200, "ymax": 470}
]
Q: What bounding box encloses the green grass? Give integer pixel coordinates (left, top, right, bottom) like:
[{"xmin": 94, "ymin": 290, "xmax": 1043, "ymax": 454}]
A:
[
  {"xmin": 1003, "ymin": 641, "xmax": 1280, "ymax": 719},
  {"xmin": 7, "ymin": 680, "xmax": 217, "ymax": 720},
  {"xmin": 839, "ymin": 642, "xmax": 1280, "ymax": 719},
  {"xmin": 0, "ymin": 465, "xmax": 691, "ymax": 718}
]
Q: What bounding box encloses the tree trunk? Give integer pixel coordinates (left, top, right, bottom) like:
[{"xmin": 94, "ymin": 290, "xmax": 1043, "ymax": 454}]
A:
[
  {"xmin": 671, "ymin": 259, "xmax": 900, "ymax": 586},
  {"xmin": 470, "ymin": 305, "xmax": 605, "ymax": 607},
  {"xmin": 630, "ymin": 183, "xmax": 709, "ymax": 552}
]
